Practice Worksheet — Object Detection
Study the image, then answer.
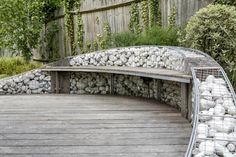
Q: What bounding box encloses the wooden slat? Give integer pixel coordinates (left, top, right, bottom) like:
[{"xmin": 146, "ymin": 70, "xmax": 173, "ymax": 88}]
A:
[
  {"xmin": 0, "ymin": 95, "xmax": 191, "ymax": 156},
  {"xmin": 0, "ymin": 138, "xmax": 190, "ymax": 146},
  {"xmin": 0, "ymin": 145, "xmax": 188, "ymax": 154},
  {"xmin": 42, "ymin": 66, "xmax": 192, "ymax": 83},
  {"xmin": 79, "ymin": 0, "xmax": 139, "ymax": 14},
  {"xmin": 0, "ymin": 153, "xmax": 186, "ymax": 157}
]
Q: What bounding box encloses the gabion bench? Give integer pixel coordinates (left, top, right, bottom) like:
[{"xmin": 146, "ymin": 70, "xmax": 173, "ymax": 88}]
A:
[
  {"xmin": 1, "ymin": 46, "xmax": 236, "ymax": 157},
  {"xmin": 42, "ymin": 66, "xmax": 192, "ymax": 118}
]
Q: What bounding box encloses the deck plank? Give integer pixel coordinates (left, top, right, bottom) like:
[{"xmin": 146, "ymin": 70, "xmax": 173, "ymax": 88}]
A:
[{"xmin": 0, "ymin": 95, "xmax": 191, "ymax": 157}]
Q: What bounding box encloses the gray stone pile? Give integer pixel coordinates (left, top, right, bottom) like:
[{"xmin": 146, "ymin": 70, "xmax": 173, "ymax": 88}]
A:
[
  {"xmin": 161, "ymin": 81, "xmax": 181, "ymax": 109},
  {"xmin": 70, "ymin": 72, "xmax": 182, "ymax": 110},
  {"xmin": 113, "ymin": 75, "xmax": 154, "ymax": 98},
  {"xmin": 70, "ymin": 72, "xmax": 110, "ymax": 95},
  {"xmin": 0, "ymin": 70, "xmax": 51, "ymax": 95},
  {"xmin": 69, "ymin": 46, "xmax": 185, "ymax": 72},
  {"xmin": 193, "ymin": 75, "xmax": 236, "ymax": 157}
]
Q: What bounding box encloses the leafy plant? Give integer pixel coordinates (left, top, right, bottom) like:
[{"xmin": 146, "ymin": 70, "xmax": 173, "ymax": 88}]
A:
[
  {"xmin": 149, "ymin": 0, "xmax": 161, "ymax": 27},
  {"xmin": 109, "ymin": 27, "xmax": 178, "ymax": 48},
  {"xmin": 0, "ymin": 0, "xmax": 41, "ymax": 60},
  {"xmin": 129, "ymin": 2, "xmax": 141, "ymax": 34},
  {"xmin": 41, "ymin": 0, "xmax": 62, "ymax": 23},
  {"xmin": 135, "ymin": 27, "xmax": 179, "ymax": 46},
  {"xmin": 63, "ymin": 0, "xmax": 84, "ymax": 55},
  {"xmin": 77, "ymin": 11, "xmax": 84, "ymax": 52},
  {"xmin": 0, "ymin": 57, "xmax": 42, "ymax": 78},
  {"xmin": 129, "ymin": 0, "xmax": 162, "ymax": 34},
  {"xmin": 97, "ymin": 22, "xmax": 111, "ymax": 49},
  {"xmin": 214, "ymin": 0, "xmax": 236, "ymax": 6},
  {"xmin": 168, "ymin": 5, "xmax": 177, "ymax": 27},
  {"xmin": 110, "ymin": 32, "xmax": 138, "ymax": 48},
  {"xmin": 0, "ymin": 0, "xmax": 61, "ymax": 61},
  {"xmin": 141, "ymin": 0, "xmax": 149, "ymax": 32},
  {"xmin": 180, "ymin": 4, "xmax": 236, "ymax": 89}
]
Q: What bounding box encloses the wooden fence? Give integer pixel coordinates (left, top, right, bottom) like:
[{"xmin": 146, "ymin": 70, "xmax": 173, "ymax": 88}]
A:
[
  {"xmin": 81, "ymin": 0, "xmax": 214, "ymax": 41},
  {"xmin": 36, "ymin": 0, "xmax": 214, "ymax": 61}
]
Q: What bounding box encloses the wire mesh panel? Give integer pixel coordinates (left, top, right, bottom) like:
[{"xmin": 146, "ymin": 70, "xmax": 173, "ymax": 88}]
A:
[{"xmin": 187, "ymin": 67, "xmax": 236, "ymax": 157}]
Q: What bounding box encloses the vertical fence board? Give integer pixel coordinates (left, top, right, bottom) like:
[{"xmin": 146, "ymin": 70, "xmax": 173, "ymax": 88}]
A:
[{"xmin": 36, "ymin": 0, "xmax": 213, "ymax": 60}]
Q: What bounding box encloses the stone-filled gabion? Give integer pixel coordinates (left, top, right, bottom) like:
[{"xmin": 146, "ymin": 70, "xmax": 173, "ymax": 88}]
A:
[
  {"xmin": 113, "ymin": 74, "xmax": 155, "ymax": 98},
  {"xmin": 69, "ymin": 72, "xmax": 182, "ymax": 110},
  {"xmin": 70, "ymin": 72, "xmax": 110, "ymax": 95},
  {"xmin": 0, "ymin": 70, "xmax": 51, "ymax": 95},
  {"xmin": 193, "ymin": 75, "xmax": 236, "ymax": 157},
  {"xmin": 70, "ymin": 46, "xmax": 186, "ymax": 72},
  {"xmin": 161, "ymin": 81, "xmax": 181, "ymax": 109}
]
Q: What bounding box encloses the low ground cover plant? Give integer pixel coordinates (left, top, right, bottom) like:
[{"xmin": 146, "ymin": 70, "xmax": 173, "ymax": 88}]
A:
[
  {"xmin": 109, "ymin": 26, "xmax": 179, "ymax": 48},
  {"xmin": 0, "ymin": 57, "xmax": 42, "ymax": 79}
]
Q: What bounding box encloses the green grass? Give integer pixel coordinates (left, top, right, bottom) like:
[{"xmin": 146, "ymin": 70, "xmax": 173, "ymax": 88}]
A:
[
  {"xmin": 134, "ymin": 27, "xmax": 179, "ymax": 46},
  {"xmin": 109, "ymin": 32, "xmax": 138, "ymax": 48},
  {"xmin": 0, "ymin": 57, "xmax": 42, "ymax": 79},
  {"xmin": 109, "ymin": 26, "xmax": 179, "ymax": 48}
]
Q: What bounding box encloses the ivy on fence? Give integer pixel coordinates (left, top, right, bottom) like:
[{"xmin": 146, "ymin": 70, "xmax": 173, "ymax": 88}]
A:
[
  {"xmin": 129, "ymin": 0, "xmax": 162, "ymax": 34},
  {"xmin": 63, "ymin": 0, "xmax": 84, "ymax": 56},
  {"xmin": 141, "ymin": 0, "xmax": 149, "ymax": 32},
  {"xmin": 129, "ymin": 2, "xmax": 141, "ymax": 34},
  {"xmin": 168, "ymin": 5, "xmax": 177, "ymax": 27}
]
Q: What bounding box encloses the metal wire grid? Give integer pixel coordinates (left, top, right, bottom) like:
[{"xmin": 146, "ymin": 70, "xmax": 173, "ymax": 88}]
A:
[{"xmin": 186, "ymin": 67, "xmax": 236, "ymax": 157}]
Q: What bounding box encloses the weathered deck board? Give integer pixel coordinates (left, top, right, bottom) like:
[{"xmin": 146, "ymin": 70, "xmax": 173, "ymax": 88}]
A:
[{"xmin": 0, "ymin": 95, "xmax": 191, "ymax": 157}]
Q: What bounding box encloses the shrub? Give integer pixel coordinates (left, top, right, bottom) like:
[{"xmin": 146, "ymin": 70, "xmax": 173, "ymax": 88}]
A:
[
  {"xmin": 0, "ymin": 57, "xmax": 42, "ymax": 78},
  {"xmin": 109, "ymin": 27, "xmax": 179, "ymax": 48},
  {"xmin": 180, "ymin": 4, "xmax": 236, "ymax": 89},
  {"xmin": 214, "ymin": 0, "xmax": 236, "ymax": 6},
  {"xmin": 110, "ymin": 32, "xmax": 138, "ymax": 48},
  {"xmin": 135, "ymin": 27, "xmax": 179, "ymax": 46}
]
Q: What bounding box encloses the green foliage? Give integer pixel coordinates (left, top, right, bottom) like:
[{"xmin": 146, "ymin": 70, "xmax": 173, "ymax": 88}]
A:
[
  {"xmin": 63, "ymin": 0, "xmax": 84, "ymax": 55},
  {"xmin": 110, "ymin": 27, "xmax": 178, "ymax": 48},
  {"xmin": 83, "ymin": 22, "xmax": 111, "ymax": 53},
  {"xmin": 41, "ymin": 0, "xmax": 62, "ymax": 23},
  {"xmin": 168, "ymin": 5, "xmax": 177, "ymax": 27},
  {"xmin": 134, "ymin": 27, "xmax": 179, "ymax": 46},
  {"xmin": 0, "ymin": 0, "xmax": 42, "ymax": 60},
  {"xmin": 141, "ymin": 0, "xmax": 149, "ymax": 32},
  {"xmin": 181, "ymin": 4, "xmax": 236, "ymax": 89},
  {"xmin": 129, "ymin": 0, "xmax": 162, "ymax": 34},
  {"xmin": 84, "ymin": 41, "xmax": 92, "ymax": 53},
  {"xmin": 98, "ymin": 22, "xmax": 111, "ymax": 49},
  {"xmin": 64, "ymin": 0, "xmax": 75, "ymax": 55},
  {"xmin": 149, "ymin": 0, "xmax": 161, "ymax": 27},
  {"xmin": 84, "ymin": 40, "xmax": 98, "ymax": 53},
  {"xmin": 110, "ymin": 32, "xmax": 138, "ymax": 48},
  {"xmin": 0, "ymin": 57, "xmax": 42, "ymax": 78},
  {"xmin": 214, "ymin": 0, "xmax": 236, "ymax": 6},
  {"xmin": 129, "ymin": 2, "xmax": 141, "ymax": 34},
  {"xmin": 0, "ymin": 0, "xmax": 61, "ymax": 61},
  {"xmin": 77, "ymin": 12, "xmax": 84, "ymax": 52}
]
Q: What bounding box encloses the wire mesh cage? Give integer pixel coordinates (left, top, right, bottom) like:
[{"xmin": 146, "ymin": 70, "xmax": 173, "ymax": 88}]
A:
[{"xmin": 188, "ymin": 67, "xmax": 236, "ymax": 157}]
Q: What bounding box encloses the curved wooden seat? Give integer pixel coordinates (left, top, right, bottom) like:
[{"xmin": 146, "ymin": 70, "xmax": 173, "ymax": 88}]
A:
[
  {"xmin": 42, "ymin": 66, "xmax": 192, "ymax": 118},
  {"xmin": 42, "ymin": 66, "xmax": 192, "ymax": 83}
]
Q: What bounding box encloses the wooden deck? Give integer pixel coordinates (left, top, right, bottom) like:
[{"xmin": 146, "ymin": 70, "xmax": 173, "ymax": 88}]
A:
[{"xmin": 0, "ymin": 95, "xmax": 191, "ymax": 157}]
